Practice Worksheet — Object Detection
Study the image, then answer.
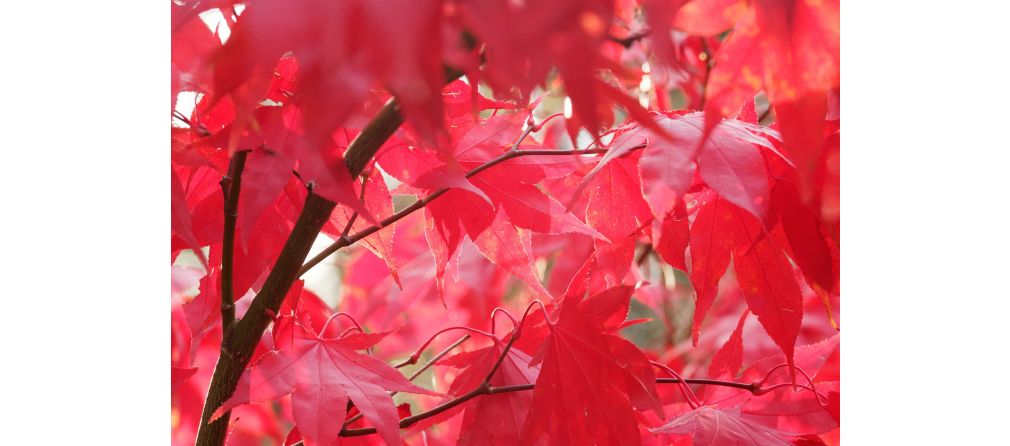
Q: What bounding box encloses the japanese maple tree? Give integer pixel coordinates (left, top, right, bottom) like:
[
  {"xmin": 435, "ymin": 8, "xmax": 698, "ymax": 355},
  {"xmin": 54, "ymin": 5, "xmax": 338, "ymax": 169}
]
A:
[{"xmin": 171, "ymin": 0, "xmax": 840, "ymax": 444}]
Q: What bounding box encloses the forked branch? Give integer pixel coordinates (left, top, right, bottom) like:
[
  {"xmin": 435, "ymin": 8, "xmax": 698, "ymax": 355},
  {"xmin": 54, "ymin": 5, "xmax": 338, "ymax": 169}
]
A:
[{"xmin": 195, "ymin": 98, "xmax": 415, "ymax": 446}]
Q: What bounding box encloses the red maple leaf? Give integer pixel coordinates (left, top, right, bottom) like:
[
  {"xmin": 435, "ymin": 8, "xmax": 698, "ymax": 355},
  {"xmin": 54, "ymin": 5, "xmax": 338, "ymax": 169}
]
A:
[
  {"xmin": 168, "ymin": 2, "xmax": 844, "ymax": 444},
  {"xmin": 675, "ymin": 0, "xmax": 839, "ymax": 201},
  {"xmin": 592, "ymin": 112, "xmax": 782, "ymax": 221},
  {"xmin": 520, "ymin": 286, "xmax": 662, "ymax": 445},
  {"xmin": 707, "ymin": 310, "xmax": 749, "ymax": 380},
  {"xmin": 688, "ymin": 194, "xmax": 804, "ymax": 372},
  {"xmin": 651, "ymin": 405, "xmax": 796, "ymax": 446},
  {"xmin": 434, "ymin": 340, "xmax": 540, "ymax": 445},
  {"xmin": 213, "ymin": 322, "xmax": 439, "ymax": 446},
  {"xmin": 380, "ymin": 110, "xmax": 603, "ymax": 297},
  {"xmin": 324, "ymin": 171, "xmax": 401, "ymax": 288},
  {"xmin": 705, "ymin": 334, "xmax": 840, "ymax": 435}
]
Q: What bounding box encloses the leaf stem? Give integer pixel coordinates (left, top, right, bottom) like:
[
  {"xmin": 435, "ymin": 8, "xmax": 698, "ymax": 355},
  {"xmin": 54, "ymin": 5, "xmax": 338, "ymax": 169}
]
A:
[
  {"xmin": 318, "ymin": 312, "xmax": 364, "ymax": 338},
  {"xmin": 651, "ymin": 361, "xmax": 702, "ymax": 409},
  {"xmin": 407, "ymin": 335, "xmax": 471, "ymax": 382},
  {"xmin": 394, "ymin": 327, "xmax": 497, "ymax": 369},
  {"xmin": 757, "ymin": 363, "xmax": 828, "ymax": 405},
  {"xmin": 519, "ymin": 299, "xmax": 553, "ymax": 326},
  {"xmin": 333, "ymin": 171, "xmax": 370, "ymax": 248},
  {"xmin": 489, "ymin": 307, "xmax": 518, "ymax": 335}
]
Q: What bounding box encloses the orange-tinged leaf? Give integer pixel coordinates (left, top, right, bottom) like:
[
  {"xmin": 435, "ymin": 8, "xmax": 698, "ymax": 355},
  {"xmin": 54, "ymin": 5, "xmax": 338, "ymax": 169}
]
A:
[
  {"xmin": 585, "ymin": 156, "xmax": 652, "ymax": 286},
  {"xmin": 672, "ymin": 0, "xmax": 748, "ymax": 36},
  {"xmin": 729, "ymin": 203, "xmax": 804, "ymax": 374},
  {"xmin": 773, "ymin": 180, "xmax": 836, "ymax": 293},
  {"xmin": 688, "ymin": 195, "xmax": 736, "ymax": 344},
  {"xmin": 693, "ymin": 0, "xmax": 839, "ymax": 202}
]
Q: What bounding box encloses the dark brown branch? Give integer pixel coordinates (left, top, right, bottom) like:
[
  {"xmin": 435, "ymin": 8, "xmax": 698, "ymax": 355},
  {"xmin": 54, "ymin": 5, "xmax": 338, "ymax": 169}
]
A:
[
  {"xmin": 194, "ymin": 92, "xmax": 459, "ymax": 446},
  {"xmin": 343, "ymin": 100, "xmax": 406, "ymax": 178},
  {"xmin": 219, "ymin": 149, "xmax": 249, "ymax": 336},
  {"xmin": 195, "ymin": 193, "xmax": 337, "ymax": 446},
  {"xmin": 299, "ymin": 147, "xmax": 625, "ymax": 275}
]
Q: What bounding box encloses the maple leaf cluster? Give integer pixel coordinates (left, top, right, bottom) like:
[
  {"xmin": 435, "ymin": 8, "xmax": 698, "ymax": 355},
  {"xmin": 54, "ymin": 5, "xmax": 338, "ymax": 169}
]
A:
[{"xmin": 172, "ymin": 0, "xmax": 839, "ymax": 445}]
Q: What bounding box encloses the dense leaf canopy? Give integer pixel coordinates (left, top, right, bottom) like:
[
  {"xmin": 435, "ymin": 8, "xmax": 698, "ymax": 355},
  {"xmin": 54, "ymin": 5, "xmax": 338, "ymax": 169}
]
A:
[{"xmin": 171, "ymin": 0, "xmax": 840, "ymax": 444}]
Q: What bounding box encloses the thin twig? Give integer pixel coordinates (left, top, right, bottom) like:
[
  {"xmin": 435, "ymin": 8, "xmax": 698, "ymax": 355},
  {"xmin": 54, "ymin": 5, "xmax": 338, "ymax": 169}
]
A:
[
  {"xmin": 394, "ymin": 327, "xmax": 497, "ymax": 369},
  {"xmin": 408, "ymin": 335, "xmax": 471, "ymax": 382},
  {"xmin": 340, "ymin": 172, "xmax": 371, "ymax": 239},
  {"xmin": 299, "ymin": 147, "xmax": 619, "ymax": 276},
  {"xmin": 290, "ymin": 311, "xmax": 758, "ymax": 445},
  {"xmin": 342, "ymin": 334, "xmax": 472, "ymax": 428},
  {"xmin": 651, "ymin": 361, "xmax": 702, "ymax": 408},
  {"xmin": 489, "ymin": 307, "xmax": 518, "ymax": 335},
  {"xmin": 317, "ymin": 377, "xmax": 760, "ymax": 441},
  {"xmin": 318, "ymin": 312, "xmax": 364, "ymax": 337},
  {"xmin": 172, "ymin": 110, "xmax": 191, "ymax": 125},
  {"xmin": 510, "ymin": 119, "xmax": 537, "ymax": 152}
]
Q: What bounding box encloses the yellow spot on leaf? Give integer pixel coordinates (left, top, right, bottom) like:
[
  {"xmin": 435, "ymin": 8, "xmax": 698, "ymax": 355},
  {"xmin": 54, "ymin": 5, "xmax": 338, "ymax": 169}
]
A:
[
  {"xmin": 579, "ymin": 11, "xmax": 606, "ymax": 38},
  {"xmin": 741, "ymin": 66, "xmax": 763, "ymax": 90}
]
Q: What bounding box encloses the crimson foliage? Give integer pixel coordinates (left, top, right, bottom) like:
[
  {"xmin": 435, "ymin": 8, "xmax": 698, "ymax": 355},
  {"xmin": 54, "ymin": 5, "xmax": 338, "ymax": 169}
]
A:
[{"xmin": 172, "ymin": 0, "xmax": 840, "ymax": 444}]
